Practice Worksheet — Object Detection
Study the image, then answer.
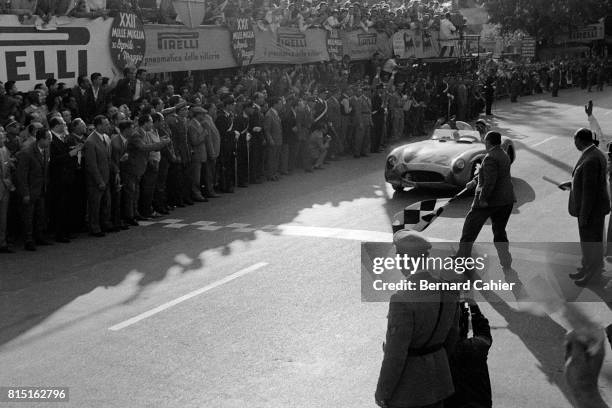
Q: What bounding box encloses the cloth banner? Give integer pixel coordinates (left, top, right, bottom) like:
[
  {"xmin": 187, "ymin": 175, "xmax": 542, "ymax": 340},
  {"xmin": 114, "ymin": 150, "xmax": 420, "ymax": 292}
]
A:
[
  {"xmin": 142, "ymin": 24, "xmax": 237, "ymax": 73},
  {"xmin": 0, "ymin": 15, "xmax": 115, "ymax": 90},
  {"xmin": 227, "ymin": 15, "xmax": 256, "ymax": 66},
  {"xmin": 251, "ymin": 27, "xmax": 329, "ymax": 64},
  {"xmin": 393, "ymin": 29, "xmax": 440, "ymax": 59},
  {"xmin": 326, "ymin": 28, "xmax": 343, "ymax": 61},
  {"xmin": 341, "ymin": 29, "xmax": 392, "ymax": 61}
]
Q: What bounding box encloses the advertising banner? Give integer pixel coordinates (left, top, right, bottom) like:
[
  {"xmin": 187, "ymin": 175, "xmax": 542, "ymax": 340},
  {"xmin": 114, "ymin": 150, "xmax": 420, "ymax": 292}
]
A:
[
  {"xmin": 393, "ymin": 29, "xmax": 441, "ymax": 59},
  {"xmin": 227, "ymin": 16, "xmax": 256, "ymax": 66},
  {"xmin": 0, "ymin": 15, "xmax": 115, "ymax": 90},
  {"xmin": 341, "ymin": 30, "xmax": 392, "ymax": 61},
  {"xmin": 142, "ymin": 24, "xmax": 237, "ymax": 73},
  {"xmin": 559, "ymin": 22, "xmax": 605, "ymax": 43},
  {"xmin": 251, "ymin": 27, "xmax": 329, "ymax": 64},
  {"xmin": 110, "ymin": 11, "xmax": 146, "ymax": 70},
  {"xmin": 326, "ymin": 28, "xmax": 344, "ymax": 61}
]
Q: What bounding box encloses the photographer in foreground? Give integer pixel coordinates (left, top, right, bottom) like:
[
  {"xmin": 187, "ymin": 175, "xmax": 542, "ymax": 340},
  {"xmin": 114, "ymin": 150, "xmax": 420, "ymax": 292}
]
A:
[{"xmin": 444, "ymin": 299, "xmax": 493, "ymax": 408}]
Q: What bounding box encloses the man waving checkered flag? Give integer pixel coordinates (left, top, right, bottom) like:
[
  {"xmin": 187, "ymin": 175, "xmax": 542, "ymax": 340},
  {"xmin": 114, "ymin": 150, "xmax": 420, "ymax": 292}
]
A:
[{"xmin": 392, "ymin": 188, "xmax": 469, "ymax": 233}]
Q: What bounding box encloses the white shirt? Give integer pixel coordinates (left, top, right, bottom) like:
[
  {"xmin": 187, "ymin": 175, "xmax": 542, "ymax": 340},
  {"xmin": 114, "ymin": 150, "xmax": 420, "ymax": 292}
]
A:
[
  {"xmin": 588, "ymin": 114, "xmax": 610, "ymax": 153},
  {"xmin": 134, "ymin": 80, "xmax": 142, "ymax": 101}
]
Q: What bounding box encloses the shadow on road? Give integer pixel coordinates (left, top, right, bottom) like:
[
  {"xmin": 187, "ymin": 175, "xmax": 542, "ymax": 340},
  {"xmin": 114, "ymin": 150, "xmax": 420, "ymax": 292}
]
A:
[{"xmin": 0, "ymin": 153, "xmax": 388, "ymax": 349}]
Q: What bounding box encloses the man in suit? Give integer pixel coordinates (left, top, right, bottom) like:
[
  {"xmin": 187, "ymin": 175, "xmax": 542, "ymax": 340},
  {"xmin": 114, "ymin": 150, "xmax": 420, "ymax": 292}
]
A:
[
  {"xmin": 375, "ymin": 230, "xmax": 460, "ymax": 408},
  {"xmin": 123, "ymin": 117, "xmax": 169, "ymax": 224},
  {"xmin": 201, "ymin": 103, "xmax": 220, "ymax": 199},
  {"xmin": 87, "ymin": 73, "xmax": 108, "ymax": 120},
  {"xmin": 16, "ymin": 128, "xmax": 51, "ymax": 250},
  {"xmin": 280, "ymin": 96, "xmax": 298, "ymax": 175},
  {"xmin": 249, "ymin": 92, "xmax": 266, "ymax": 184},
  {"xmin": 71, "ymin": 75, "xmax": 90, "ymax": 122},
  {"xmin": 133, "ymin": 69, "xmax": 150, "ymax": 102},
  {"xmin": 456, "ymin": 131, "xmax": 516, "ymax": 272},
  {"xmin": 165, "ymin": 98, "xmax": 192, "ymax": 206},
  {"xmin": 560, "ymin": 128, "xmax": 611, "ymax": 286},
  {"xmin": 84, "ymin": 115, "xmax": 113, "ymax": 237},
  {"xmin": 113, "ymin": 67, "xmax": 136, "ymax": 108},
  {"xmin": 264, "ymin": 96, "xmax": 283, "ymax": 181},
  {"xmin": 234, "ymin": 98, "xmax": 251, "ymax": 187},
  {"xmin": 350, "ymin": 86, "xmax": 365, "ymax": 158},
  {"xmin": 49, "ymin": 116, "xmax": 79, "ymax": 242},
  {"xmin": 187, "ymin": 106, "xmax": 208, "ymax": 202},
  {"xmin": 0, "ymin": 127, "xmax": 16, "ymax": 253},
  {"xmin": 371, "ymin": 84, "xmax": 385, "ymax": 153},
  {"xmin": 215, "ymin": 95, "xmax": 237, "ymax": 192},
  {"xmin": 110, "ymin": 112, "xmax": 129, "ymax": 230},
  {"xmin": 66, "ymin": 118, "xmax": 87, "ymax": 233},
  {"xmin": 296, "ymin": 96, "xmax": 313, "ymax": 172},
  {"xmin": 326, "ymin": 88, "xmax": 343, "ymax": 159}
]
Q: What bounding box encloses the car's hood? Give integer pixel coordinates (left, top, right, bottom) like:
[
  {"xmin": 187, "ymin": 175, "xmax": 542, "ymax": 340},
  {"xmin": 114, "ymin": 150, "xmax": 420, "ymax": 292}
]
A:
[{"xmin": 392, "ymin": 140, "xmax": 484, "ymax": 165}]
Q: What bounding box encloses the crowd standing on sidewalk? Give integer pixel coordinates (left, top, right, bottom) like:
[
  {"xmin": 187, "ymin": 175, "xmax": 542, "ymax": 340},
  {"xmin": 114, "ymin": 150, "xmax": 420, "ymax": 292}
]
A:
[{"xmin": 0, "ymin": 50, "xmax": 609, "ymax": 253}]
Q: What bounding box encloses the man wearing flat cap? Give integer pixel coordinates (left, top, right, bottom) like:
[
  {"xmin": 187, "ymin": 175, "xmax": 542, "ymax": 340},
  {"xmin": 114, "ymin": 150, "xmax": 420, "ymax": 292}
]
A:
[{"xmin": 376, "ymin": 230, "xmax": 460, "ymax": 408}]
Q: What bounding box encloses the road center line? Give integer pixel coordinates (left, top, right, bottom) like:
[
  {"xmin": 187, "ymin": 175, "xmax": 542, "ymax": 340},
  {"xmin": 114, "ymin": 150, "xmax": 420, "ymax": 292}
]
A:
[
  {"xmin": 530, "ymin": 136, "xmax": 558, "ymax": 147},
  {"xmin": 108, "ymin": 262, "xmax": 268, "ymax": 331}
]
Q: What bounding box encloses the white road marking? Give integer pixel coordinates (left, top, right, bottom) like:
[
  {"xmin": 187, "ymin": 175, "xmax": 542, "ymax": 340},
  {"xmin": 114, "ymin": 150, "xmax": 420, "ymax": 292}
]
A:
[
  {"xmin": 163, "ymin": 223, "xmax": 189, "ymax": 229},
  {"xmin": 530, "ymin": 136, "xmax": 558, "ymax": 147},
  {"xmin": 191, "ymin": 221, "xmax": 217, "ymax": 226},
  {"xmin": 226, "ymin": 223, "xmax": 251, "ymax": 228},
  {"xmin": 197, "ymin": 225, "xmax": 223, "ymax": 231},
  {"xmin": 158, "ymin": 219, "xmax": 184, "ymax": 224},
  {"xmin": 277, "ymin": 225, "xmax": 395, "ymax": 242},
  {"xmin": 108, "ymin": 262, "xmax": 268, "ymax": 331}
]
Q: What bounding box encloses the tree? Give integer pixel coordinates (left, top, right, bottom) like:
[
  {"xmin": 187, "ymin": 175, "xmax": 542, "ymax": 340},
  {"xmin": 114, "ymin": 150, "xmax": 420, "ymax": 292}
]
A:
[{"xmin": 484, "ymin": 0, "xmax": 612, "ymax": 41}]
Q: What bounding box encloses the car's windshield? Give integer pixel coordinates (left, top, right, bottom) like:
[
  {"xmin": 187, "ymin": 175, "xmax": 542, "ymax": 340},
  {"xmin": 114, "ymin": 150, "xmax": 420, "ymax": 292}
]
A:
[{"xmin": 431, "ymin": 129, "xmax": 481, "ymax": 141}]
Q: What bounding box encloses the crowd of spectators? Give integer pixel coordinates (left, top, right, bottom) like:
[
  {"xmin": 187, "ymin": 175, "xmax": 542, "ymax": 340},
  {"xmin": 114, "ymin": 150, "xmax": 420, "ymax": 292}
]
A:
[
  {"xmin": 479, "ymin": 56, "xmax": 612, "ymax": 103},
  {"xmin": 0, "ymin": 55, "xmax": 491, "ymax": 253},
  {"xmin": 0, "ymin": 0, "xmax": 467, "ymax": 37},
  {"xmin": 3, "ymin": 48, "xmax": 608, "ymax": 253}
]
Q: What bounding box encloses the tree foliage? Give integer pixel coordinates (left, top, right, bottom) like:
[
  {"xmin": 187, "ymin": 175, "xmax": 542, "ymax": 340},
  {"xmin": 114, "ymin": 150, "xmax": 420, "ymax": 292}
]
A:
[{"xmin": 484, "ymin": 0, "xmax": 612, "ymax": 40}]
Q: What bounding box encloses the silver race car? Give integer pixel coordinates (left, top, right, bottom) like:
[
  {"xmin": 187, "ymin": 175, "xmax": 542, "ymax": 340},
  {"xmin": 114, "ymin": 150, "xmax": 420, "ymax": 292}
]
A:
[{"xmin": 385, "ymin": 127, "xmax": 515, "ymax": 191}]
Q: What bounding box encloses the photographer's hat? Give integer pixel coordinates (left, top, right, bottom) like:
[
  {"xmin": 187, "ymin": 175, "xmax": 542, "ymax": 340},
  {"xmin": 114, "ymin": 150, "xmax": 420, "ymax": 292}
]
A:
[{"xmin": 393, "ymin": 230, "xmax": 431, "ymax": 256}]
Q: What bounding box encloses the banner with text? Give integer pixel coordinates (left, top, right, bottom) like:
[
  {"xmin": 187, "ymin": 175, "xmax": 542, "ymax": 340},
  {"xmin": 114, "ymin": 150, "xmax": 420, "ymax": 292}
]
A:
[
  {"xmin": 326, "ymin": 28, "xmax": 344, "ymax": 61},
  {"xmin": 0, "ymin": 15, "xmax": 115, "ymax": 90},
  {"xmin": 141, "ymin": 24, "xmax": 237, "ymax": 73},
  {"xmin": 392, "ymin": 29, "xmax": 440, "ymax": 59},
  {"xmin": 251, "ymin": 27, "xmax": 329, "ymax": 64},
  {"xmin": 341, "ymin": 30, "xmax": 392, "ymax": 61},
  {"xmin": 558, "ymin": 22, "xmax": 605, "ymax": 44},
  {"xmin": 227, "ymin": 16, "xmax": 256, "ymax": 66}
]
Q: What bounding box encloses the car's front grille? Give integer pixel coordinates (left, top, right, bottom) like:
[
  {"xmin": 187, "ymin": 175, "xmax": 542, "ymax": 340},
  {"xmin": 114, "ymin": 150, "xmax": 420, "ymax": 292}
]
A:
[{"xmin": 405, "ymin": 171, "xmax": 445, "ymax": 183}]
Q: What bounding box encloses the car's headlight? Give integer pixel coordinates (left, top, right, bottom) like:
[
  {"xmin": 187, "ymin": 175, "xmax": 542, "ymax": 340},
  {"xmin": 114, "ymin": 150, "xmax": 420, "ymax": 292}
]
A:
[
  {"xmin": 453, "ymin": 159, "xmax": 466, "ymax": 172},
  {"xmin": 387, "ymin": 156, "xmax": 398, "ymax": 168}
]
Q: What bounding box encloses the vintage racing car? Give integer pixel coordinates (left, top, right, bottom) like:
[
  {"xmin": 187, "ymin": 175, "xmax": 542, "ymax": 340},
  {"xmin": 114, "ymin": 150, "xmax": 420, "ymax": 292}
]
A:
[{"xmin": 385, "ymin": 128, "xmax": 515, "ymax": 191}]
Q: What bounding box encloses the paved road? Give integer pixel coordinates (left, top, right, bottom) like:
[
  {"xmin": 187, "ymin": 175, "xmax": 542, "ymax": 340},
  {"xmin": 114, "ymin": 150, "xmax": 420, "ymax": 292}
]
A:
[{"xmin": 3, "ymin": 88, "xmax": 612, "ymax": 408}]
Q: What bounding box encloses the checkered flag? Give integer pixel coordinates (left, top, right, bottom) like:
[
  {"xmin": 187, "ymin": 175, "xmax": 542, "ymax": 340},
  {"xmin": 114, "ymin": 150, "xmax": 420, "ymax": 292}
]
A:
[{"xmin": 392, "ymin": 188, "xmax": 469, "ymax": 233}]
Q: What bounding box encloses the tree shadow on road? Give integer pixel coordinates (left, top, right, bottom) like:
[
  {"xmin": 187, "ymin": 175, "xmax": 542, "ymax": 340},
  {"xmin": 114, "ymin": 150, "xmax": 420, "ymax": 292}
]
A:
[{"xmin": 0, "ymin": 153, "xmax": 388, "ymax": 349}]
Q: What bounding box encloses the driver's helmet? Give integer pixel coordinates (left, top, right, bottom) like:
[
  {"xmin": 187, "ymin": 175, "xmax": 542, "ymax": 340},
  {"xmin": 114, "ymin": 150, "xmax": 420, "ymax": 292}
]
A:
[{"xmin": 475, "ymin": 119, "xmax": 489, "ymax": 139}]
